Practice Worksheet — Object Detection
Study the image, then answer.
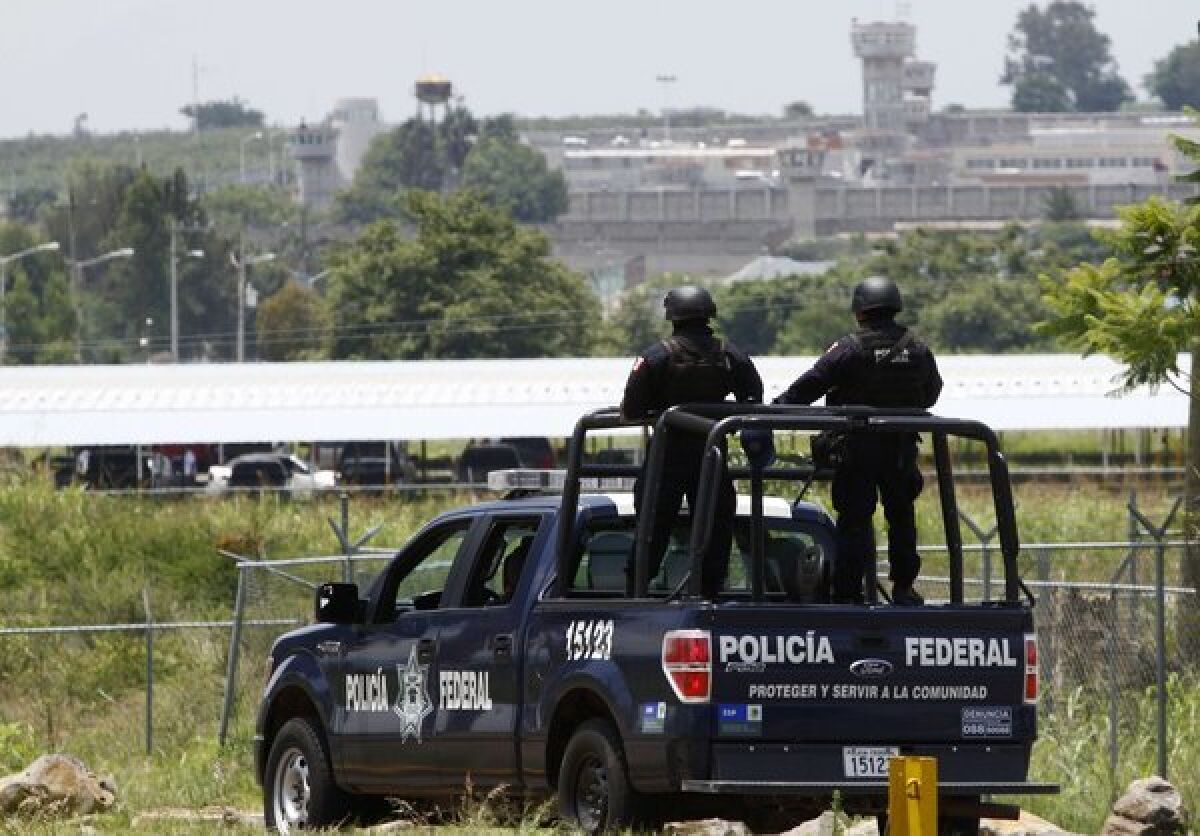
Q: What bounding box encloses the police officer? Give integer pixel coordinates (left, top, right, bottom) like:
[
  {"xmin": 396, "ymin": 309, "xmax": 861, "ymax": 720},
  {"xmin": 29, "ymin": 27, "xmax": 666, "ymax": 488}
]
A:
[
  {"xmin": 622, "ymin": 286, "xmax": 763, "ymax": 598},
  {"xmin": 775, "ymin": 276, "xmax": 942, "ymax": 606}
]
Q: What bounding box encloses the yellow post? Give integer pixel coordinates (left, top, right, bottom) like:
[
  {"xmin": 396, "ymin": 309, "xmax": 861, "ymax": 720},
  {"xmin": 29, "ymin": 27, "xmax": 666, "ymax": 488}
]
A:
[{"xmin": 887, "ymin": 755, "xmax": 938, "ymax": 835}]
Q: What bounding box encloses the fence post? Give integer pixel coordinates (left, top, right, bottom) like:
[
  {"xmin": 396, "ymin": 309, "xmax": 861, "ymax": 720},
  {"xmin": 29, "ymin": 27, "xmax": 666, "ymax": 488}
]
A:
[
  {"xmin": 1128, "ymin": 496, "xmax": 1182, "ymax": 781},
  {"xmin": 959, "ymin": 511, "xmax": 998, "ymax": 601},
  {"xmin": 219, "ymin": 565, "xmax": 248, "ymax": 746},
  {"xmin": 1127, "ymin": 489, "xmax": 1140, "ymax": 622},
  {"xmin": 340, "ymin": 492, "xmax": 351, "ymax": 583},
  {"xmin": 328, "ymin": 494, "xmax": 384, "ymax": 589},
  {"xmin": 1036, "ymin": 548, "xmax": 1054, "ymax": 713},
  {"xmin": 1107, "ymin": 587, "xmax": 1119, "ymax": 799},
  {"xmin": 143, "ymin": 586, "xmax": 153, "ymax": 756}
]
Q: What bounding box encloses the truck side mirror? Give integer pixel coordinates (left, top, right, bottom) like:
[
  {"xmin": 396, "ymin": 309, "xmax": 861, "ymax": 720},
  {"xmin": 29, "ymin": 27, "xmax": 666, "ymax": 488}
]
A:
[{"xmin": 315, "ymin": 582, "xmax": 362, "ymax": 624}]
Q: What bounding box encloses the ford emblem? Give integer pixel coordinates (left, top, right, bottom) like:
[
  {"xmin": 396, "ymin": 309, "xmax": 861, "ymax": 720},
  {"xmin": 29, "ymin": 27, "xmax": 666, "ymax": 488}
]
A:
[{"xmin": 849, "ymin": 658, "xmax": 894, "ymax": 678}]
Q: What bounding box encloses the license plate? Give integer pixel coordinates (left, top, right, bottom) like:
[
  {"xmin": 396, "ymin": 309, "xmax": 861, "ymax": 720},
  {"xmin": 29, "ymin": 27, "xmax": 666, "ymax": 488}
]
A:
[{"xmin": 842, "ymin": 746, "xmax": 898, "ymax": 778}]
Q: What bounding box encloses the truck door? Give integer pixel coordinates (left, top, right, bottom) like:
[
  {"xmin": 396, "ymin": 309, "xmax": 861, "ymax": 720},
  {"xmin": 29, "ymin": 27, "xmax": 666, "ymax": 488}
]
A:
[
  {"xmin": 335, "ymin": 516, "xmax": 480, "ymax": 792},
  {"xmin": 422, "ymin": 513, "xmax": 547, "ymax": 790}
]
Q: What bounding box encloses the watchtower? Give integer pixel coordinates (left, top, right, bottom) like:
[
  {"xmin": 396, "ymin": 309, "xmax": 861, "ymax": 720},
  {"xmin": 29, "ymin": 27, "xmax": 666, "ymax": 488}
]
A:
[{"xmin": 289, "ymin": 123, "xmax": 340, "ymax": 211}]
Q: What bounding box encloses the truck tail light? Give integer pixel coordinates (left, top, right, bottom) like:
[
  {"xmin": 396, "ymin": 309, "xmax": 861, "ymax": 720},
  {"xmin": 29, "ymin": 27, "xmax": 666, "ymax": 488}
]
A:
[
  {"xmin": 1023, "ymin": 633, "xmax": 1038, "ymax": 705},
  {"xmin": 662, "ymin": 629, "xmax": 711, "ymax": 704}
]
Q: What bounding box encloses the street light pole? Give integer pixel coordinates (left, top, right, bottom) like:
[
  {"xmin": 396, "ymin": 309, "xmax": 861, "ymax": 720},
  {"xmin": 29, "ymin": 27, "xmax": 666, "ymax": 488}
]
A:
[
  {"xmin": 169, "ymin": 224, "xmax": 204, "ymax": 362},
  {"xmin": 231, "ymin": 240, "xmax": 274, "ymax": 362},
  {"xmin": 240, "ymin": 130, "xmax": 264, "ymax": 184},
  {"xmin": 68, "ymin": 247, "xmax": 135, "ymax": 362},
  {"xmin": 0, "ymin": 241, "xmax": 60, "ymax": 358}
]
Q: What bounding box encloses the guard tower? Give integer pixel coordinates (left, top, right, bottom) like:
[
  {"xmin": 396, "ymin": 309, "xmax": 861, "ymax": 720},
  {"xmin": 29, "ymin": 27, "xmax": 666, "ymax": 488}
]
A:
[
  {"xmin": 851, "ymin": 21, "xmax": 914, "ymax": 132},
  {"xmin": 777, "ymin": 144, "xmax": 820, "ymax": 239},
  {"xmin": 289, "ymin": 123, "xmax": 340, "ymax": 211},
  {"xmin": 850, "ymin": 20, "xmax": 935, "ymax": 133},
  {"xmin": 330, "ymin": 98, "xmax": 385, "ymax": 182}
]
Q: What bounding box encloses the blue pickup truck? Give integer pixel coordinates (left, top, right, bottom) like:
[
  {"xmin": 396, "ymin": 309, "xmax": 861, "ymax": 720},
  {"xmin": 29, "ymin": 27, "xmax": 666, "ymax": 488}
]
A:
[{"xmin": 255, "ymin": 405, "xmax": 1056, "ymax": 833}]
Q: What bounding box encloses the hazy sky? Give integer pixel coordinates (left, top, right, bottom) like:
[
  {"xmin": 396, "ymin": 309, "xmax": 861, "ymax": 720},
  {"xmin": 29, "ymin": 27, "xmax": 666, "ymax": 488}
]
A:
[{"xmin": 2, "ymin": 0, "xmax": 1196, "ymax": 138}]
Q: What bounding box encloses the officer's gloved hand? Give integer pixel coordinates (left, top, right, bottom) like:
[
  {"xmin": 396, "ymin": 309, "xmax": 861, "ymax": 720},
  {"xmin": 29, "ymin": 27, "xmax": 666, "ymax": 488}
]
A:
[{"xmin": 740, "ymin": 427, "xmax": 776, "ymax": 470}]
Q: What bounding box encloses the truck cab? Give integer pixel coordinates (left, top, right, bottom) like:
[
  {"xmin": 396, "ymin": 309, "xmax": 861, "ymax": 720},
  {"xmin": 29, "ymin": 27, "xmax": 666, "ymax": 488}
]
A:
[{"xmin": 255, "ymin": 404, "xmax": 1056, "ymax": 833}]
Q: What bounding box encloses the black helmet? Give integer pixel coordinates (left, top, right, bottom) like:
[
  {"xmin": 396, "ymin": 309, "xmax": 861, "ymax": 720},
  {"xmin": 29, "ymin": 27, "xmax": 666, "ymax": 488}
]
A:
[
  {"xmin": 664, "ymin": 285, "xmax": 717, "ymax": 322},
  {"xmin": 851, "ymin": 276, "xmax": 903, "ymax": 315}
]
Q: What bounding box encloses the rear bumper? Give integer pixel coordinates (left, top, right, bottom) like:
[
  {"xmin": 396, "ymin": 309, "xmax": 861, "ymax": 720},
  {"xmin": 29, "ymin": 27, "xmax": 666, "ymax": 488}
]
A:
[
  {"xmin": 682, "ymin": 779, "xmax": 1059, "ymax": 796},
  {"xmin": 697, "ymin": 742, "xmax": 1052, "ymax": 797}
]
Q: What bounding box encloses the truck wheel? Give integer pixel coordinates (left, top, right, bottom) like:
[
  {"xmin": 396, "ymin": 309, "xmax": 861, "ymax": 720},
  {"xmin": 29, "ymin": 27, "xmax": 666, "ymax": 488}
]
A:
[
  {"xmin": 557, "ymin": 718, "xmax": 636, "ymax": 834},
  {"xmin": 264, "ymin": 717, "xmax": 349, "ymax": 833}
]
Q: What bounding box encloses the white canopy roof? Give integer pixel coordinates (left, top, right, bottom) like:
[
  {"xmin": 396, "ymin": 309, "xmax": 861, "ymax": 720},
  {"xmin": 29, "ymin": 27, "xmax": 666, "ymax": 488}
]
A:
[{"xmin": 0, "ymin": 354, "xmax": 1186, "ymax": 447}]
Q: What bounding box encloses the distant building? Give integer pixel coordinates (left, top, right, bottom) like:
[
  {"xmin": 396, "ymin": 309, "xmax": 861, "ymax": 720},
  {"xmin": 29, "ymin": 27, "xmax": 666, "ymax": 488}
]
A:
[{"xmin": 288, "ymin": 123, "xmax": 341, "ymax": 211}]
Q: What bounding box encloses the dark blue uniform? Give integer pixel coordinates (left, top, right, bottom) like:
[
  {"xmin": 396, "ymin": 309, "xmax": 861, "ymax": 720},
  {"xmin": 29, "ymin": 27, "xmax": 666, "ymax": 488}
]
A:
[
  {"xmin": 622, "ymin": 321, "xmax": 763, "ymax": 597},
  {"xmin": 776, "ymin": 319, "xmax": 942, "ymax": 602}
]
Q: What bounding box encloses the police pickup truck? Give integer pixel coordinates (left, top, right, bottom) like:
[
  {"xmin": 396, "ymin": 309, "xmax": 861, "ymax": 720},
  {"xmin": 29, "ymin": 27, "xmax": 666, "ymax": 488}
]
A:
[{"xmin": 255, "ymin": 405, "xmax": 1056, "ymax": 834}]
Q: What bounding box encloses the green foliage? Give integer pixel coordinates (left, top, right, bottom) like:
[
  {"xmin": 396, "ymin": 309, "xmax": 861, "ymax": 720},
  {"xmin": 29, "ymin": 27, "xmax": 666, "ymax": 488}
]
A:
[
  {"xmin": 1002, "ymin": 1, "xmax": 1131, "ymax": 112},
  {"xmin": 1042, "ymin": 186, "xmax": 1080, "ymax": 221},
  {"xmin": 255, "ymin": 280, "xmax": 329, "ymax": 361},
  {"xmin": 200, "ymin": 184, "xmax": 297, "ymax": 232},
  {"xmin": 336, "ymin": 119, "xmax": 444, "ymax": 223},
  {"xmin": 180, "ymin": 98, "xmax": 264, "ymax": 131},
  {"xmin": 460, "ymin": 137, "xmax": 568, "ymax": 222},
  {"xmin": 1147, "ymin": 40, "xmax": 1200, "ymax": 110},
  {"xmin": 328, "ymin": 190, "xmax": 598, "ymax": 360},
  {"xmin": 1040, "ymin": 197, "xmax": 1199, "ymax": 389},
  {"xmin": 783, "ymin": 100, "xmax": 814, "ymax": 119},
  {"xmin": 1013, "ymin": 72, "xmax": 1073, "ymax": 113},
  {"xmin": 336, "ymin": 106, "xmax": 564, "ymax": 226}
]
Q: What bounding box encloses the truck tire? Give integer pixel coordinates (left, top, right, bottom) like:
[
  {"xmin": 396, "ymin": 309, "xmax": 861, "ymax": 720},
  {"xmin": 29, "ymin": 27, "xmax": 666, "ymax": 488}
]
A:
[
  {"xmin": 557, "ymin": 718, "xmax": 637, "ymax": 834},
  {"xmin": 264, "ymin": 717, "xmax": 350, "ymax": 833}
]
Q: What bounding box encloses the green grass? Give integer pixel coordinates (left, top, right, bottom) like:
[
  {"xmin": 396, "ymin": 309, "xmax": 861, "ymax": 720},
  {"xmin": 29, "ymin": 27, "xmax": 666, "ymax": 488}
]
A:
[{"xmin": 0, "ymin": 478, "xmax": 1195, "ymax": 833}]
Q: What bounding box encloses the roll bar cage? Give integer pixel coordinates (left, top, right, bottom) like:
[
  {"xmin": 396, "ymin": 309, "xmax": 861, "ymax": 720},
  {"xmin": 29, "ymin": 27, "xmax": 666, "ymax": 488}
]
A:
[{"xmin": 552, "ymin": 404, "xmax": 1027, "ymax": 606}]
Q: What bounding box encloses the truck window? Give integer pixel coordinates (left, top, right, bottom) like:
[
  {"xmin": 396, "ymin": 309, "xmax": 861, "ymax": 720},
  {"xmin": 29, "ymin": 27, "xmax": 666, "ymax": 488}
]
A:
[
  {"xmin": 571, "ymin": 518, "xmax": 828, "ymax": 601},
  {"xmin": 375, "ymin": 520, "xmax": 472, "ymax": 619},
  {"xmin": 461, "ymin": 517, "xmax": 541, "ymax": 607}
]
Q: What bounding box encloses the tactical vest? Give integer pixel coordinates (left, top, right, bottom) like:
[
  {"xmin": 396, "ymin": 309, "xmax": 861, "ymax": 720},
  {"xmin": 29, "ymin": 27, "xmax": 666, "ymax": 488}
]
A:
[
  {"xmin": 827, "ymin": 327, "xmax": 927, "ymax": 408},
  {"xmin": 659, "ymin": 336, "xmax": 736, "ymax": 406}
]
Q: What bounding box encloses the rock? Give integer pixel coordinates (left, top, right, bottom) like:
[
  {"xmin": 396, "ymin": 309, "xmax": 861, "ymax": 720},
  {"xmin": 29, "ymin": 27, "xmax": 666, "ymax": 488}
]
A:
[
  {"xmin": 1102, "ymin": 776, "xmax": 1189, "ymax": 835},
  {"xmin": 665, "ymin": 819, "xmax": 751, "ymax": 836},
  {"xmin": 0, "ymin": 754, "xmax": 116, "ymax": 816},
  {"xmin": 982, "ymin": 809, "xmax": 1082, "ymax": 835},
  {"xmin": 781, "ymin": 812, "xmax": 874, "ymax": 836}
]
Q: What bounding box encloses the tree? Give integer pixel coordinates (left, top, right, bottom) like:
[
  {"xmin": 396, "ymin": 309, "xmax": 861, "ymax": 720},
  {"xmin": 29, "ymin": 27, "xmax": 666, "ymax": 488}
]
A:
[
  {"xmin": 201, "ymin": 184, "xmax": 297, "ymax": 232},
  {"xmin": 1002, "ymin": 1, "xmax": 1131, "ymax": 112},
  {"xmin": 460, "ymin": 137, "xmax": 568, "ymax": 223},
  {"xmin": 256, "ymin": 280, "xmax": 329, "ymax": 361},
  {"xmin": 335, "ymin": 119, "xmax": 443, "ymax": 223},
  {"xmin": 327, "ymin": 190, "xmax": 598, "ymax": 360},
  {"xmin": 1042, "ymin": 185, "xmax": 1080, "ymax": 221},
  {"xmin": 1040, "ymin": 142, "xmax": 1200, "ymax": 652},
  {"xmin": 1012, "ymin": 72, "xmax": 1073, "ymax": 113},
  {"xmin": 783, "ymin": 101, "xmax": 814, "ymax": 120},
  {"xmin": 180, "ymin": 98, "xmax": 264, "ymax": 131},
  {"xmin": 1147, "ymin": 39, "xmax": 1200, "ymax": 110}
]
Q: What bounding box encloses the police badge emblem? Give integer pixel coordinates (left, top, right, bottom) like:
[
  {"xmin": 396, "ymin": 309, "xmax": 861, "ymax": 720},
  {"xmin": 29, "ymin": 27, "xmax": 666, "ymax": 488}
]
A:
[{"xmin": 395, "ymin": 644, "xmax": 434, "ymax": 742}]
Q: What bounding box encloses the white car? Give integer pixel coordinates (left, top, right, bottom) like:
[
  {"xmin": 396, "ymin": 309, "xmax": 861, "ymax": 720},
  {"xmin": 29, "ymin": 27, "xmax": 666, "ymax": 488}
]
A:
[{"xmin": 206, "ymin": 454, "xmax": 337, "ymax": 498}]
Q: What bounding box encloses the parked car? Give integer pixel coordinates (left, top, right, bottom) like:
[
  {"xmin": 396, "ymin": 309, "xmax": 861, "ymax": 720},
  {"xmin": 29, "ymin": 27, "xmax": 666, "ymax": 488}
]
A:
[
  {"xmin": 500, "ymin": 436, "xmax": 558, "ymax": 469},
  {"xmin": 207, "ymin": 453, "xmax": 336, "ymax": 498},
  {"xmin": 455, "ymin": 443, "xmax": 521, "ymax": 483},
  {"xmin": 337, "ymin": 442, "xmax": 418, "ymax": 488}
]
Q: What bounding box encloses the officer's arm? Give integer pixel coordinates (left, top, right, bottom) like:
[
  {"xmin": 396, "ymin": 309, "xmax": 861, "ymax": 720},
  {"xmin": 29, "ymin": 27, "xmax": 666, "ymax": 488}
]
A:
[
  {"xmin": 620, "ymin": 352, "xmax": 662, "ymax": 421},
  {"xmin": 731, "ymin": 351, "xmax": 765, "ymax": 404},
  {"xmin": 922, "ymin": 350, "xmax": 944, "ymax": 408},
  {"xmin": 773, "ymin": 340, "xmax": 852, "ymax": 405}
]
